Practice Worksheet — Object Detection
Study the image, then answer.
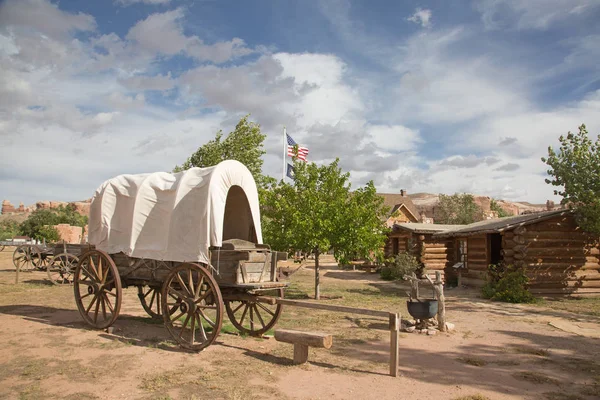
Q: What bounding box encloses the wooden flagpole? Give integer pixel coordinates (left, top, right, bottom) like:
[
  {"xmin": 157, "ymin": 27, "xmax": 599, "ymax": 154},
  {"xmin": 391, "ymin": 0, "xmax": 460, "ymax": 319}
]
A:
[{"xmin": 282, "ymin": 126, "xmax": 287, "ymax": 181}]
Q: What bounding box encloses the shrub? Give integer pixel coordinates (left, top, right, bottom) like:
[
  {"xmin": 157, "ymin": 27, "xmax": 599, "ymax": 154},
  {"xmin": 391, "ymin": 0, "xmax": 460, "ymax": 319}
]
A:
[
  {"xmin": 380, "ymin": 252, "xmax": 423, "ymax": 281},
  {"xmin": 482, "ymin": 263, "xmax": 536, "ymax": 303}
]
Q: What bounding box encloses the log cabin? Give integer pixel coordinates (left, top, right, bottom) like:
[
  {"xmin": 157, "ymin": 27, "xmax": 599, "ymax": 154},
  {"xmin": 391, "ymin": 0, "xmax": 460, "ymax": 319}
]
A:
[
  {"xmin": 433, "ymin": 209, "xmax": 600, "ymax": 297},
  {"xmin": 385, "ymin": 223, "xmax": 463, "ymax": 282}
]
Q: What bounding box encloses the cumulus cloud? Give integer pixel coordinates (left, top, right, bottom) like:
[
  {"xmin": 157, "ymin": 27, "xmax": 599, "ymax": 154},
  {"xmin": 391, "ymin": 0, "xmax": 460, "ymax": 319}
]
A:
[
  {"xmin": 126, "ymin": 8, "xmax": 188, "ymax": 55},
  {"xmin": 495, "ymin": 163, "xmax": 520, "ymax": 171},
  {"xmin": 107, "ymin": 92, "xmax": 146, "ymax": 111},
  {"xmin": 499, "ymin": 137, "xmax": 518, "ymax": 146},
  {"xmin": 438, "ymin": 155, "xmax": 500, "ymax": 168},
  {"xmin": 407, "ymin": 8, "xmax": 432, "ymax": 28},
  {"xmin": 119, "ymin": 73, "xmax": 175, "ymax": 91},
  {"xmin": 125, "ymin": 9, "xmax": 256, "ymax": 63},
  {"xmin": 116, "ymin": 0, "xmax": 171, "ymax": 6},
  {"xmin": 0, "ymin": 0, "xmax": 96, "ymax": 40}
]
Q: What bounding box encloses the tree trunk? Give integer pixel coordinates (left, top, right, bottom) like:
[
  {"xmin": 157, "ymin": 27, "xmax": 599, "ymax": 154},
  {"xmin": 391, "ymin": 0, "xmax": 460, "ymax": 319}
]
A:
[{"xmin": 315, "ymin": 249, "xmax": 320, "ymax": 300}]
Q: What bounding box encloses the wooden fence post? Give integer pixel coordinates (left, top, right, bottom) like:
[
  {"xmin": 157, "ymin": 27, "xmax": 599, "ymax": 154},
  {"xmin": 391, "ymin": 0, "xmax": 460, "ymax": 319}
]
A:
[{"xmin": 389, "ymin": 312, "xmax": 399, "ymax": 377}]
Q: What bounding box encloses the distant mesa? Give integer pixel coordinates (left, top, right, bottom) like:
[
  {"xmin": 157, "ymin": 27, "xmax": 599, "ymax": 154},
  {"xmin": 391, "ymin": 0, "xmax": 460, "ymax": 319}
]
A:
[{"xmin": 1, "ymin": 199, "xmax": 91, "ymax": 216}]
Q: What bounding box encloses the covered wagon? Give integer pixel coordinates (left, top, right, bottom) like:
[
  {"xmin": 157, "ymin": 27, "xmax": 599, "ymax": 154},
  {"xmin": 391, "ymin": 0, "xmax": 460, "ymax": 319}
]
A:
[{"xmin": 75, "ymin": 160, "xmax": 287, "ymax": 350}]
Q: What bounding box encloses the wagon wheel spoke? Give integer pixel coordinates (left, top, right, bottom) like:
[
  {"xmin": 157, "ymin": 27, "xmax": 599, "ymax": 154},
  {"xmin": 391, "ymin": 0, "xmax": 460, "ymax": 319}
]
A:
[
  {"xmin": 88, "ymin": 256, "xmax": 100, "ymax": 281},
  {"xmin": 253, "ymin": 304, "xmax": 266, "ymax": 329},
  {"xmin": 85, "ymin": 294, "xmax": 99, "ymax": 314},
  {"xmin": 238, "ymin": 304, "xmax": 249, "ymax": 326},
  {"xmin": 176, "ymin": 273, "xmax": 191, "ymax": 296},
  {"xmin": 197, "ymin": 308, "xmax": 216, "ymax": 327},
  {"xmin": 256, "ymin": 302, "xmax": 277, "ymax": 318},
  {"xmin": 103, "ymin": 293, "xmax": 115, "ymax": 314},
  {"xmin": 231, "ymin": 302, "xmax": 245, "ymax": 314},
  {"xmin": 189, "ymin": 312, "xmax": 196, "ymax": 344},
  {"xmin": 178, "ymin": 314, "xmax": 191, "ymax": 339},
  {"xmin": 196, "ymin": 310, "xmax": 208, "ymax": 342},
  {"xmin": 195, "ymin": 276, "xmax": 204, "ymax": 298},
  {"xmin": 100, "ymin": 293, "xmax": 108, "ymax": 321},
  {"xmin": 188, "ymin": 270, "xmax": 195, "ymax": 298},
  {"xmin": 93, "ymin": 296, "xmax": 101, "ymax": 324}
]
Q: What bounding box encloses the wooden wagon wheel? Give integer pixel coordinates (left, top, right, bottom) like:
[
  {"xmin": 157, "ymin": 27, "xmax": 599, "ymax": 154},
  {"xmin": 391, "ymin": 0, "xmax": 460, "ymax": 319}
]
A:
[
  {"xmin": 225, "ymin": 288, "xmax": 284, "ymax": 336},
  {"xmin": 73, "ymin": 250, "xmax": 122, "ymax": 329},
  {"xmin": 32, "ymin": 247, "xmax": 48, "ymax": 271},
  {"xmin": 161, "ymin": 263, "xmax": 223, "ymax": 351},
  {"xmin": 13, "ymin": 245, "xmax": 40, "ymax": 272},
  {"xmin": 138, "ymin": 286, "xmax": 180, "ymax": 319},
  {"xmin": 47, "ymin": 253, "xmax": 79, "ymax": 285}
]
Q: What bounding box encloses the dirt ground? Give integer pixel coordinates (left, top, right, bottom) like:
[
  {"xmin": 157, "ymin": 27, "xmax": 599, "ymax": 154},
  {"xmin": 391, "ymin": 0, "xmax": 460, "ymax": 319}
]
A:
[{"xmin": 0, "ymin": 250, "xmax": 599, "ymax": 400}]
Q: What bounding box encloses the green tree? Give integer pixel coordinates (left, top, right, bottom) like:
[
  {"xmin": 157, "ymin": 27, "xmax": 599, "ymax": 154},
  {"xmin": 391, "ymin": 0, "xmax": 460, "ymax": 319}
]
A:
[
  {"xmin": 542, "ymin": 124, "xmax": 600, "ymax": 234},
  {"xmin": 0, "ymin": 220, "xmax": 20, "ymax": 241},
  {"xmin": 332, "ymin": 181, "xmax": 389, "ymax": 265},
  {"xmin": 262, "ymin": 158, "xmax": 388, "ymax": 299},
  {"xmin": 490, "ymin": 199, "xmax": 512, "ymax": 218},
  {"xmin": 436, "ymin": 193, "xmax": 484, "ymax": 225},
  {"xmin": 174, "ymin": 115, "xmax": 267, "ymax": 184},
  {"xmin": 19, "ymin": 206, "xmax": 88, "ymax": 242}
]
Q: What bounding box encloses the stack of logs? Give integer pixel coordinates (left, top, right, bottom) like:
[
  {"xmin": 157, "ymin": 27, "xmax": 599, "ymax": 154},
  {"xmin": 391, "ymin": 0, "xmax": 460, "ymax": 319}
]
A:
[
  {"xmin": 501, "ymin": 226, "xmax": 527, "ymax": 267},
  {"xmin": 417, "ymin": 235, "xmax": 455, "ymax": 281}
]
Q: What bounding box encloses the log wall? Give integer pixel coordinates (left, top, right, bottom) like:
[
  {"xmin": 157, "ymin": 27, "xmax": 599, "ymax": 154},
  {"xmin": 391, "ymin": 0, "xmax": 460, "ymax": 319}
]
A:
[
  {"xmin": 510, "ymin": 215, "xmax": 600, "ymax": 297},
  {"xmin": 386, "ymin": 230, "xmax": 456, "ymax": 281},
  {"xmin": 460, "ymin": 214, "xmax": 600, "ymax": 296},
  {"xmin": 463, "ymin": 235, "xmax": 488, "ymax": 287}
]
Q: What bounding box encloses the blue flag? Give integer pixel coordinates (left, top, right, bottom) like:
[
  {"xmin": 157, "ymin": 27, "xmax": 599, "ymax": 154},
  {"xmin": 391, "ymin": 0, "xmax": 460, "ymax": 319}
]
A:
[{"xmin": 286, "ymin": 163, "xmax": 295, "ymax": 179}]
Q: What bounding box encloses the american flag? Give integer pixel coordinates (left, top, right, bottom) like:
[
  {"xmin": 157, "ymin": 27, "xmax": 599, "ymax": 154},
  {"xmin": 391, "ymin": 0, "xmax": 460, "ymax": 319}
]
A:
[{"xmin": 286, "ymin": 133, "xmax": 309, "ymax": 162}]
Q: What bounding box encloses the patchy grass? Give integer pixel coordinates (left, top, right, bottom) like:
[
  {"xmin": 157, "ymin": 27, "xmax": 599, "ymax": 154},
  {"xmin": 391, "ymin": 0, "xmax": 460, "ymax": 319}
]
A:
[
  {"xmin": 62, "ymin": 393, "xmax": 100, "ymax": 400},
  {"xmin": 543, "ymin": 392, "xmax": 584, "ymax": 400},
  {"xmin": 510, "ymin": 345, "xmax": 550, "ymax": 357},
  {"xmin": 452, "ymin": 395, "xmax": 491, "ymax": 400},
  {"xmin": 578, "ymin": 384, "xmax": 600, "ymax": 397},
  {"xmin": 17, "ymin": 382, "xmax": 45, "ymax": 400},
  {"xmin": 458, "ymin": 357, "xmax": 488, "ymax": 367},
  {"xmin": 513, "ymin": 371, "xmax": 560, "ymax": 385},
  {"xmin": 538, "ymin": 297, "xmax": 600, "ymax": 317}
]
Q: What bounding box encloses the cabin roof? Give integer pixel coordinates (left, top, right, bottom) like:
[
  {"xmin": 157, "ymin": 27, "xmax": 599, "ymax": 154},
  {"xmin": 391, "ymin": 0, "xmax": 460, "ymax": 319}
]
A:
[
  {"xmin": 392, "ymin": 223, "xmax": 464, "ymax": 234},
  {"xmin": 378, "ymin": 193, "xmax": 420, "ymax": 221},
  {"xmin": 432, "ymin": 209, "xmax": 572, "ymax": 238}
]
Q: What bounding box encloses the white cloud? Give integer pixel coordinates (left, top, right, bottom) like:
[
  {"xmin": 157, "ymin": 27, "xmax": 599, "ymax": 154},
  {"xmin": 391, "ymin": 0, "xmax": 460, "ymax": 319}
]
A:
[
  {"xmin": 0, "ymin": 0, "xmax": 96, "ymax": 40},
  {"xmin": 407, "ymin": 8, "xmax": 432, "ymax": 28},
  {"xmin": 476, "ymin": 0, "xmax": 599, "ymax": 30},
  {"xmin": 388, "ymin": 28, "xmax": 529, "ymax": 125},
  {"xmin": 125, "ymin": 9, "xmax": 256, "ymax": 63},
  {"xmin": 126, "ymin": 8, "xmax": 188, "ymax": 55},
  {"xmin": 107, "ymin": 92, "xmax": 146, "ymax": 111},
  {"xmin": 116, "ymin": 0, "xmax": 171, "ymax": 6},
  {"xmin": 367, "ymin": 125, "xmax": 421, "ymax": 153},
  {"xmin": 119, "ymin": 73, "xmax": 175, "ymax": 91},
  {"xmin": 437, "ymin": 155, "xmax": 500, "ymax": 169}
]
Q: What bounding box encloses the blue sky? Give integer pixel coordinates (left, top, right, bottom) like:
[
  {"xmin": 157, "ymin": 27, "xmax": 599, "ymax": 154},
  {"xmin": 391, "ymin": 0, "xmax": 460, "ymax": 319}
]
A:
[{"xmin": 1, "ymin": 0, "xmax": 599, "ymax": 206}]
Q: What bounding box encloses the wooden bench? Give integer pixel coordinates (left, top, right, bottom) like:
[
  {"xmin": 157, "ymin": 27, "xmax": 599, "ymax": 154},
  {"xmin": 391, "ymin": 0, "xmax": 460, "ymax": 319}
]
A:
[{"xmin": 274, "ymin": 329, "xmax": 333, "ymax": 364}]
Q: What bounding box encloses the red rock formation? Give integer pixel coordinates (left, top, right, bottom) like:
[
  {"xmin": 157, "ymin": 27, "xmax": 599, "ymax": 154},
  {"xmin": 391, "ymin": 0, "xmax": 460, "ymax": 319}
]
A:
[{"xmin": 1, "ymin": 200, "xmax": 16, "ymax": 214}]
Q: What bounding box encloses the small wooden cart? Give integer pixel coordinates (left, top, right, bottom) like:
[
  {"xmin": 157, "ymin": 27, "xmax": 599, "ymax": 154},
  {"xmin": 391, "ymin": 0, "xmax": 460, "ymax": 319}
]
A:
[{"xmin": 73, "ymin": 160, "xmax": 288, "ymax": 351}]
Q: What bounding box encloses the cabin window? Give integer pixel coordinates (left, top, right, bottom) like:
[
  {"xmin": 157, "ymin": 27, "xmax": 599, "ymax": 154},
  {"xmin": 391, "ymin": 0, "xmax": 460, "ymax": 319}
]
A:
[
  {"xmin": 392, "ymin": 237, "xmax": 399, "ymax": 255},
  {"xmin": 489, "ymin": 233, "xmax": 503, "ymax": 265},
  {"xmin": 458, "ymin": 239, "xmax": 468, "ymax": 269}
]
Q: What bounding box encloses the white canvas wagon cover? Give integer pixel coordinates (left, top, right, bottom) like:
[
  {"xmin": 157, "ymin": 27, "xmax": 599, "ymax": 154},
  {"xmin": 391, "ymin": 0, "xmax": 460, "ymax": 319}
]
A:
[{"xmin": 88, "ymin": 160, "xmax": 263, "ymax": 264}]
